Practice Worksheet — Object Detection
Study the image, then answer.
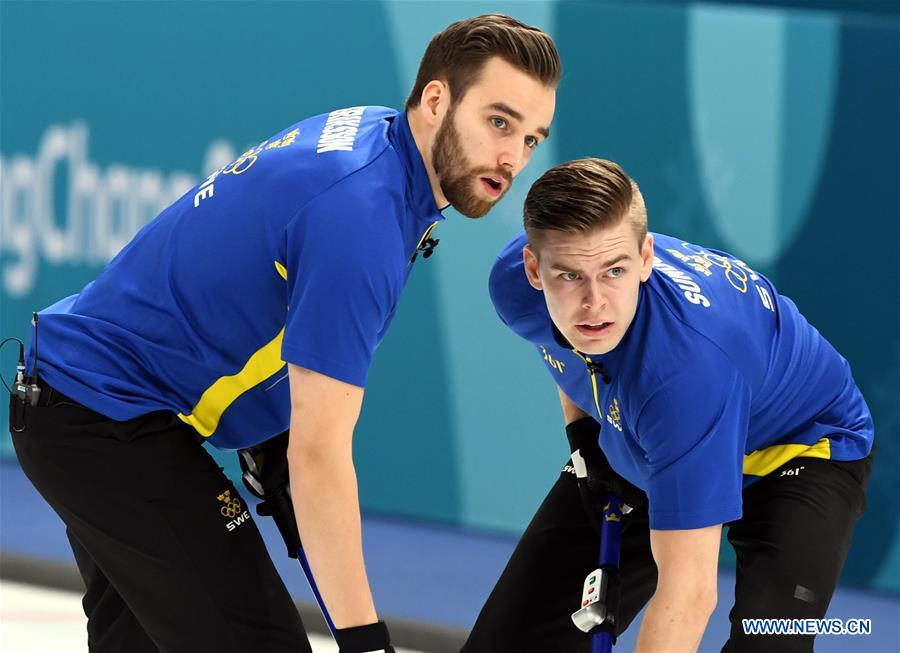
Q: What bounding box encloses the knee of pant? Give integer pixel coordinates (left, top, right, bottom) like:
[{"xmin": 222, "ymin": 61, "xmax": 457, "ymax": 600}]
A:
[{"xmin": 732, "ymin": 574, "xmax": 832, "ymax": 621}]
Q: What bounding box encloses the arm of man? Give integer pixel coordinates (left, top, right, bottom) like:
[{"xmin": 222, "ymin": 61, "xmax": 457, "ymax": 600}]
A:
[
  {"xmin": 634, "ymin": 525, "xmax": 721, "ymax": 652},
  {"xmin": 558, "ymin": 386, "xmax": 647, "ymax": 515},
  {"xmin": 630, "ymin": 352, "xmax": 748, "ymax": 651},
  {"xmin": 558, "ymin": 386, "xmax": 590, "ymax": 423},
  {"xmin": 287, "ymin": 362, "xmax": 377, "ymax": 628},
  {"xmin": 560, "ymin": 370, "xmax": 731, "ymax": 652}
]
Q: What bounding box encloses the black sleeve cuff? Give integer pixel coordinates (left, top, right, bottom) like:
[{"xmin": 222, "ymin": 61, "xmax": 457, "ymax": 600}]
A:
[{"xmin": 335, "ymin": 620, "xmax": 392, "ymax": 652}]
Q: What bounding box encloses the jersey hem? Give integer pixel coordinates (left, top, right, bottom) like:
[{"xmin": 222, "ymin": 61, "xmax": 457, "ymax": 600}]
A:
[
  {"xmin": 281, "ymin": 346, "xmax": 368, "ymax": 388},
  {"xmin": 35, "ymin": 364, "xmax": 170, "ymax": 422},
  {"xmin": 649, "ymin": 504, "xmax": 742, "ymax": 530}
]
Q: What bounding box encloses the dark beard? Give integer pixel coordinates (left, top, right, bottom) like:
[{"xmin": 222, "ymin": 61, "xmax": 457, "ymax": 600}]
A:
[{"xmin": 431, "ymin": 107, "xmax": 512, "ymax": 219}]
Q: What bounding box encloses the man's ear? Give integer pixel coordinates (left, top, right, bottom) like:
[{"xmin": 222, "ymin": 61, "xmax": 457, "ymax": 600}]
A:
[
  {"xmin": 523, "ymin": 244, "xmax": 543, "ymax": 290},
  {"xmin": 419, "ymin": 80, "xmax": 449, "ymax": 128},
  {"xmin": 640, "ymin": 233, "xmax": 654, "ymax": 282}
]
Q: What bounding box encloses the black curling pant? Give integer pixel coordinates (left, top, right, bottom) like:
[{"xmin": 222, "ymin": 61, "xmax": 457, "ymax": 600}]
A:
[
  {"xmin": 463, "ymin": 452, "xmax": 871, "ymax": 653},
  {"xmin": 10, "ymin": 386, "xmax": 311, "ymax": 653}
]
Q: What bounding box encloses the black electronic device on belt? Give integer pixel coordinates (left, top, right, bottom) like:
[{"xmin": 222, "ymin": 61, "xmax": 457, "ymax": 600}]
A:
[{"xmin": 13, "ymin": 312, "xmax": 41, "ymax": 406}]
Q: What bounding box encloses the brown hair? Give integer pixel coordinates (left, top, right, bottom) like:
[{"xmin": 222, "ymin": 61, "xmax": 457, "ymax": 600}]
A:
[
  {"xmin": 524, "ymin": 158, "xmax": 647, "ymax": 252},
  {"xmin": 405, "ymin": 14, "xmax": 560, "ymax": 109}
]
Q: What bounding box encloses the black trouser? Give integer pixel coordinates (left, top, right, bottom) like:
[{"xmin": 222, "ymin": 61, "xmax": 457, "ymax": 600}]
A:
[
  {"xmin": 9, "ymin": 386, "xmax": 310, "ymax": 653},
  {"xmin": 463, "ymin": 452, "xmax": 872, "ymax": 653}
]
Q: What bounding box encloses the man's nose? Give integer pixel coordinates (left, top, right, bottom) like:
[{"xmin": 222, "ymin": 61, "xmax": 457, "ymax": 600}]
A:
[
  {"xmin": 497, "ymin": 146, "xmax": 524, "ymax": 175},
  {"xmin": 583, "ymin": 281, "xmax": 606, "ymax": 310}
]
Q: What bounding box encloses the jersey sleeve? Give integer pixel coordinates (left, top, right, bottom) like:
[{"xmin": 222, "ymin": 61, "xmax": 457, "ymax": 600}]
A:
[
  {"xmin": 280, "ymin": 184, "xmax": 401, "ymax": 388},
  {"xmin": 635, "ymin": 347, "xmax": 749, "ymax": 530},
  {"xmin": 488, "ymin": 231, "xmax": 549, "ymax": 343}
]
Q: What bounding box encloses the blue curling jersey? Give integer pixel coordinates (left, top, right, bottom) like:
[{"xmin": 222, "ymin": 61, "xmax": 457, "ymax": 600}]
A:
[
  {"xmin": 28, "ymin": 107, "xmax": 444, "ymax": 449},
  {"xmin": 490, "ymin": 232, "xmax": 874, "ymax": 530}
]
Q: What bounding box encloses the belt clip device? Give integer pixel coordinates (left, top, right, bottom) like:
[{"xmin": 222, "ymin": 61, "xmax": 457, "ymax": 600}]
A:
[{"xmin": 13, "ymin": 313, "xmax": 41, "ymax": 407}]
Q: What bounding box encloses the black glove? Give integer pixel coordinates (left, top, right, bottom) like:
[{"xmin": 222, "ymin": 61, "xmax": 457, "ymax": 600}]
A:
[
  {"xmin": 565, "ymin": 417, "xmax": 646, "ymax": 535},
  {"xmin": 335, "ymin": 621, "xmax": 395, "ymax": 653},
  {"xmin": 238, "ymin": 430, "xmax": 302, "ymax": 558}
]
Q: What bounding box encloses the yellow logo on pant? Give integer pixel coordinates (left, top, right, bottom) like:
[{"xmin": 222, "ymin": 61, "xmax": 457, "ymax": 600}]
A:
[
  {"xmin": 217, "ymin": 490, "xmax": 242, "ymax": 518},
  {"xmin": 217, "ymin": 490, "xmax": 251, "ymax": 531}
]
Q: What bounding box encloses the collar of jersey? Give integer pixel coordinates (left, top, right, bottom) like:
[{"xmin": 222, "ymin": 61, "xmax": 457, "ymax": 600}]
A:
[{"xmin": 388, "ymin": 112, "xmax": 445, "ymax": 227}]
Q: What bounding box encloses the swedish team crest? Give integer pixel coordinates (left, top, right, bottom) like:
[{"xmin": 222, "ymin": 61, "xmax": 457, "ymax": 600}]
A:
[{"xmin": 606, "ymin": 398, "xmax": 622, "ymax": 432}]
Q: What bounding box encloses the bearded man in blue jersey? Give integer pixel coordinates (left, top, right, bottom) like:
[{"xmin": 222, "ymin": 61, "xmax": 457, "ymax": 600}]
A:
[
  {"xmin": 464, "ymin": 158, "xmax": 874, "ymax": 653},
  {"xmin": 9, "ymin": 14, "xmax": 558, "ymax": 653}
]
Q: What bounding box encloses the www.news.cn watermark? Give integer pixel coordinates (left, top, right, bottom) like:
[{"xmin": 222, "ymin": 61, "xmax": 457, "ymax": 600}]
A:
[{"xmin": 743, "ymin": 618, "xmax": 872, "ymax": 636}]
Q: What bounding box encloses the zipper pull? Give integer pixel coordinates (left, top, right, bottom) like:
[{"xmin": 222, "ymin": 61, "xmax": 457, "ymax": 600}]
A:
[{"xmin": 585, "ymin": 360, "xmax": 611, "ymax": 385}]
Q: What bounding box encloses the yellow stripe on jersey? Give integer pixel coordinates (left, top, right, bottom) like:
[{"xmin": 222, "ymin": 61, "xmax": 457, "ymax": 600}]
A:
[
  {"xmin": 414, "ymin": 221, "xmax": 439, "ymax": 252},
  {"xmin": 743, "ymin": 437, "xmax": 831, "ymax": 477},
  {"xmin": 178, "ymin": 328, "xmax": 286, "ymax": 438},
  {"xmin": 179, "ymin": 260, "xmax": 289, "ymax": 437},
  {"xmin": 571, "ymin": 350, "xmax": 604, "ymax": 421},
  {"xmin": 408, "ymin": 221, "xmax": 440, "ymax": 264}
]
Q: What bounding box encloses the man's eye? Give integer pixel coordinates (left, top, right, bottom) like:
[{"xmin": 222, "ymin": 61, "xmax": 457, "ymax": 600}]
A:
[
  {"xmin": 608, "ymin": 267, "xmax": 624, "ymax": 278},
  {"xmin": 491, "ymin": 116, "xmax": 508, "ymax": 129},
  {"xmin": 525, "ymin": 135, "xmax": 538, "ymax": 150},
  {"xmin": 561, "ymin": 272, "xmax": 579, "ymax": 281}
]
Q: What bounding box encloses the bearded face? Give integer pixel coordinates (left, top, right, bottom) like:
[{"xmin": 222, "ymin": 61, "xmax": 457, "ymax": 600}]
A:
[{"xmin": 431, "ymin": 104, "xmax": 513, "ymax": 219}]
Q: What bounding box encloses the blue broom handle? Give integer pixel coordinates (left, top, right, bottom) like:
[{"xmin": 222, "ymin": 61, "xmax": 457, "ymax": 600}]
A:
[
  {"xmin": 592, "ymin": 492, "xmax": 624, "ymax": 653},
  {"xmin": 296, "ymin": 545, "xmax": 338, "ymax": 639}
]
